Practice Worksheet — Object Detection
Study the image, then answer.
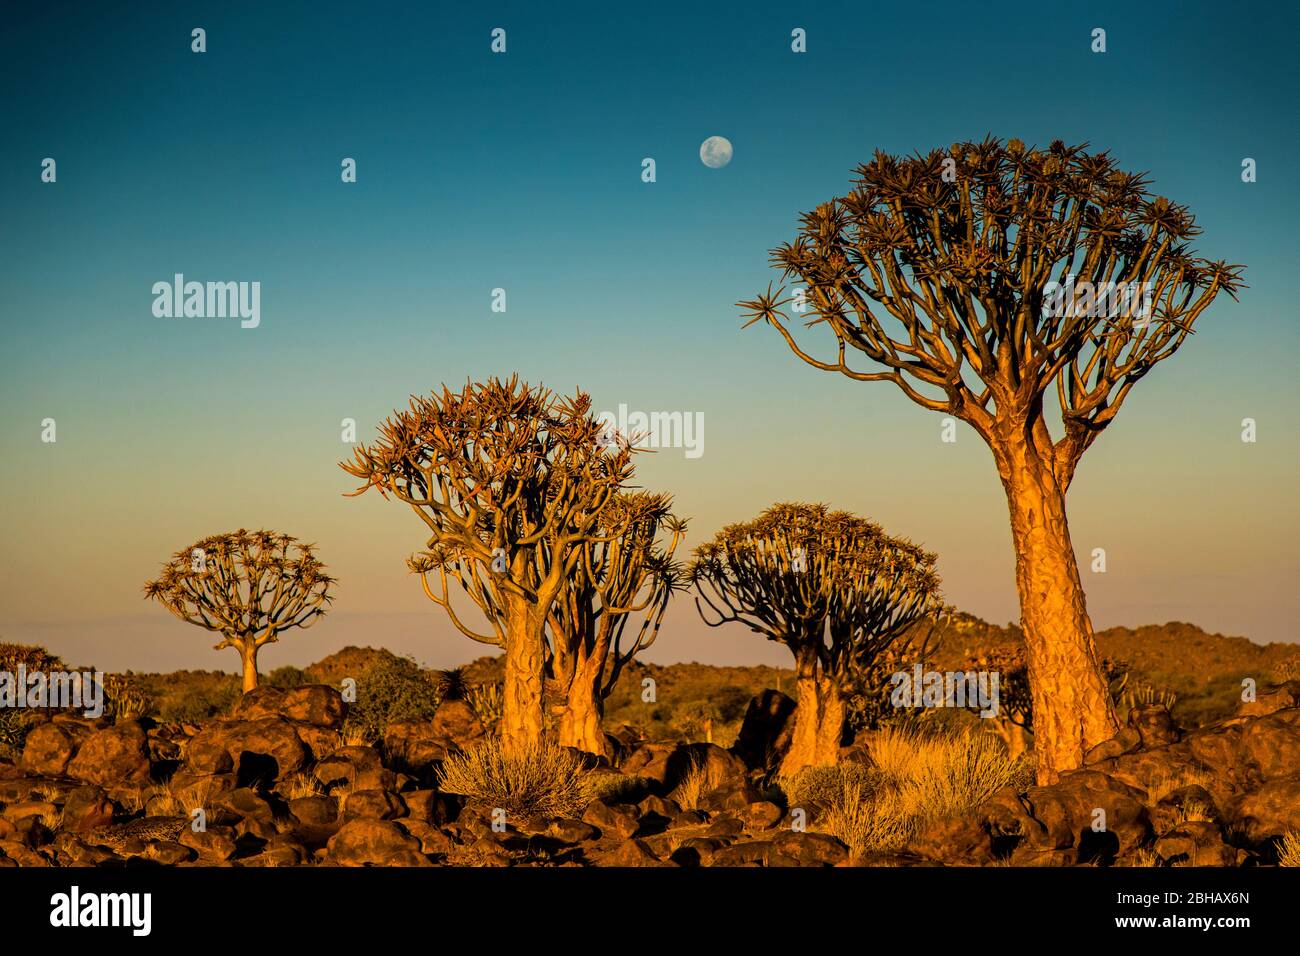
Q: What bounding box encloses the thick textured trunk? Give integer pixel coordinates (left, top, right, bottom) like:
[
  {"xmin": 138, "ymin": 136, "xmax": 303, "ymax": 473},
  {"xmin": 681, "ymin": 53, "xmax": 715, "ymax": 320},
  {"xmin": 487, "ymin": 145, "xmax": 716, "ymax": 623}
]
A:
[
  {"xmin": 500, "ymin": 598, "xmax": 545, "ymax": 755},
  {"xmin": 238, "ymin": 641, "xmax": 259, "ymax": 693},
  {"xmin": 993, "ymin": 434, "xmax": 1120, "ymax": 784},
  {"xmin": 779, "ymin": 647, "xmax": 845, "ymax": 777},
  {"xmin": 557, "ymin": 660, "xmax": 609, "ymax": 757}
]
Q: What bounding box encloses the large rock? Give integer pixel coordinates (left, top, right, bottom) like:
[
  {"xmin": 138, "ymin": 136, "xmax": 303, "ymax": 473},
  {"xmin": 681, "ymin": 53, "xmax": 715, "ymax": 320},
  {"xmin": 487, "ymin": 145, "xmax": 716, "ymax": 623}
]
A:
[
  {"xmin": 326, "ymin": 818, "xmax": 429, "ymax": 866},
  {"xmin": 1129, "ymin": 704, "xmax": 1182, "ymax": 749},
  {"xmin": 185, "ymin": 718, "xmax": 308, "ymax": 783},
  {"xmin": 1229, "ymin": 776, "xmax": 1300, "ymax": 843},
  {"xmin": 1154, "ymin": 821, "xmax": 1238, "ymax": 866},
  {"xmin": 1236, "ymin": 682, "xmax": 1300, "ymax": 718},
  {"xmin": 430, "ymin": 700, "xmax": 484, "ymax": 747},
  {"xmin": 230, "ymin": 685, "xmax": 347, "ymax": 729},
  {"xmin": 1021, "ymin": 770, "xmax": 1150, "ymax": 862},
  {"xmin": 663, "ymin": 743, "xmax": 749, "ymax": 794},
  {"xmin": 731, "ymin": 690, "xmax": 796, "ymax": 771},
  {"xmin": 21, "ymin": 722, "xmax": 81, "ymax": 776},
  {"xmin": 620, "ymin": 742, "xmax": 678, "ymax": 785},
  {"xmin": 582, "ymin": 800, "xmax": 640, "ymax": 840},
  {"xmin": 383, "ymin": 720, "xmax": 451, "ymax": 775},
  {"xmin": 65, "ymin": 721, "xmax": 152, "ymax": 787},
  {"xmin": 344, "ymin": 789, "xmax": 405, "ymax": 821},
  {"xmin": 1238, "ymin": 709, "xmax": 1300, "ymax": 780},
  {"xmin": 771, "ymin": 830, "xmax": 849, "ymax": 866}
]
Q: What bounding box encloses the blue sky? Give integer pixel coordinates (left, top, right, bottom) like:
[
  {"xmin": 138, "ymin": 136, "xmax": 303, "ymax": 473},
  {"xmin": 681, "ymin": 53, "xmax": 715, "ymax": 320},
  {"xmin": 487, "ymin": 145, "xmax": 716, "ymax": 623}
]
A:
[{"xmin": 1, "ymin": 1, "xmax": 1297, "ymax": 672}]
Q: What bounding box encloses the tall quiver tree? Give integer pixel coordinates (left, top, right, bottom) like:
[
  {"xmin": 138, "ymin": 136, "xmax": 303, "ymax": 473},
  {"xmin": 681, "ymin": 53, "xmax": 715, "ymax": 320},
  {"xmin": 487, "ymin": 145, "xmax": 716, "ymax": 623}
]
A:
[
  {"xmin": 143, "ymin": 530, "xmax": 335, "ymax": 692},
  {"xmin": 741, "ymin": 138, "xmax": 1244, "ymax": 783},
  {"xmin": 692, "ymin": 503, "xmax": 941, "ymax": 776},
  {"xmin": 340, "ymin": 377, "xmax": 634, "ymax": 755},
  {"xmin": 546, "ymin": 491, "xmax": 687, "ymax": 756}
]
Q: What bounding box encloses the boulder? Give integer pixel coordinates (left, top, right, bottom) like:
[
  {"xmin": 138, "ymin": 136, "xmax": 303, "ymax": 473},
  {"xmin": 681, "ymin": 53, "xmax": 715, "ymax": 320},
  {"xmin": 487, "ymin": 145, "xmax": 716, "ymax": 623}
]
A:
[
  {"xmin": 1154, "ymin": 821, "xmax": 1238, "ymax": 866},
  {"xmin": 731, "ymin": 690, "xmax": 797, "ymax": 770},
  {"xmin": 1236, "ymin": 682, "xmax": 1300, "ymax": 718},
  {"xmin": 65, "ymin": 721, "xmax": 152, "ymax": 787},
  {"xmin": 771, "ymin": 830, "xmax": 849, "ymax": 866},
  {"xmin": 21, "ymin": 722, "xmax": 80, "ymax": 776},
  {"xmin": 1129, "ymin": 704, "xmax": 1182, "ymax": 749},
  {"xmin": 230, "ymin": 685, "xmax": 347, "ymax": 729},
  {"xmin": 1022, "ymin": 770, "xmax": 1150, "ymax": 862},
  {"xmin": 431, "ymin": 700, "xmax": 484, "ymax": 747},
  {"xmin": 582, "ymin": 800, "xmax": 640, "ymax": 840},
  {"xmin": 185, "ymin": 718, "xmax": 308, "ymax": 783},
  {"xmin": 327, "ymin": 819, "xmax": 430, "ymax": 866},
  {"xmin": 180, "ymin": 826, "xmax": 238, "ymax": 861},
  {"xmin": 1229, "ymin": 775, "xmax": 1300, "ymax": 843},
  {"xmin": 314, "ymin": 746, "xmax": 383, "ymax": 788},
  {"xmin": 344, "ymin": 789, "xmax": 405, "ymax": 821},
  {"xmin": 382, "ymin": 720, "xmax": 450, "ymax": 775}
]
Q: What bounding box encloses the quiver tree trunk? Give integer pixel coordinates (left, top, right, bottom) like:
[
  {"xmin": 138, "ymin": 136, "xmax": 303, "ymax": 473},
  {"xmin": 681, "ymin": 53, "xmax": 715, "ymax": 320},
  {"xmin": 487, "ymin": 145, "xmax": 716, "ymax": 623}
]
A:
[
  {"xmin": 501, "ymin": 599, "xmax": 546, "ymax": 754},
  {"xmin": 238, "ymin": 641, "xmax": 260, "ymax": 693},
  {"xmin": 779, "ymin": 645, "xmax": 846, "ymax": 777},
  {"xmin": 994, "ymin": 433, "xmax": 1120, "ymax": 785},
  {"xmin": 556, "ymin": 654, "xmax": 609, "ymax": 757}
]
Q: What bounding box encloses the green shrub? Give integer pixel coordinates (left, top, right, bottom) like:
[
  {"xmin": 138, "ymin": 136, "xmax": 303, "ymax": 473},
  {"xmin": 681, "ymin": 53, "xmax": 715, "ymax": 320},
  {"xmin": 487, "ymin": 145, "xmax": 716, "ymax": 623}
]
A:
[
  {"xmin": 342, "ymin": 654, "xmax": 441, "ymax": 743},
  {"xmin": 158, "ymin": 679, "xmax": 241, "ymax": 723},
  {"xmin": 267, "ymin": 665, "xmax": 309, "ymax": 689}
]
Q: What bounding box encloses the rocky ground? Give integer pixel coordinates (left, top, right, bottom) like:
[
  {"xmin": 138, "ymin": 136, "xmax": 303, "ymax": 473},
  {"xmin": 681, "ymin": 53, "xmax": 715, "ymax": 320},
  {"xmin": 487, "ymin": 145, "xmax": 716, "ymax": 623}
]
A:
[{"xmin": 2, "ymin": 680, "xmax": 1298, "ymax": 867}]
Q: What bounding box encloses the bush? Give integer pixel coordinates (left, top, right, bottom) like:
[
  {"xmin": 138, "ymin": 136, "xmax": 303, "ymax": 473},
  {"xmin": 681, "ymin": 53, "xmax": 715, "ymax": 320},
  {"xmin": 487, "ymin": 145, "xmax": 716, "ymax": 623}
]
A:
[
  {"xmin": 103, "ymin": 673, "xmax": 153, "ymax": 721},
  {"xmin": 267, "ymin": 666, "xmax": 309, "ymax": 689},
  {"xmin": 437, "ymin": 737, "xmax": 592, "ymax": 817},
  {"xmin": 342, "ymin": 654, "xmax": 441, "ymax": 743},
  {"xmin": 158, "ymin": 679, "xmax": 241, "ymax": 723},
  {"xmin": 466, "ymin": 682, "xmax": 503, "ymax": 729},
  {"xmin": 0, "ymin": 710, "xmax": 38, "ymax": 757},
  {"xmin": 0, "ymin": 642, "xmax": 65, "ymax": 674}
]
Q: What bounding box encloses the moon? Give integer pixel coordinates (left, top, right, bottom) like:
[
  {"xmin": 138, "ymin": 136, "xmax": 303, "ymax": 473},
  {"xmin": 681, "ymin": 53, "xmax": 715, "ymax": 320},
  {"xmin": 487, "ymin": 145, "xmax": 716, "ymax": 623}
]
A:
[{"xmin": 700, "ymin": 135, "xmax": 733, "ymax": 169}]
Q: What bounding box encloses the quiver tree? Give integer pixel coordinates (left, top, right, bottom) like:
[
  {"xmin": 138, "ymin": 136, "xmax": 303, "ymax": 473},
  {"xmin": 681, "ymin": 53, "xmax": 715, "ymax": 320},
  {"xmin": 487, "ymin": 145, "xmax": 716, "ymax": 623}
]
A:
[
  {"xmin": 340, "ymin": 376, "xmax": 635, "ymax": 755},
  {"xmin": 143, "ymin": 530, "xmax": 335, "ymax": 692},
  {"xmin": 546, "ymin": 491, "xmax": 687, "ymax": 756},
  {"xmin": 692, "ymin": 503, "xmax": 942, "ymax": 775},
  {"xmin": 740, "ymin": 137, "xmax": 1244, "ymax": 783}
]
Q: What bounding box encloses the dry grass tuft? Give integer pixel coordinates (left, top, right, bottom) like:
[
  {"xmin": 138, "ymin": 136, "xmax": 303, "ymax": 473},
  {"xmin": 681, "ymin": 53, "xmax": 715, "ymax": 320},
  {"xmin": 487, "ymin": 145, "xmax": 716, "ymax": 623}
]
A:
[
  {"xmin": 437, "ymin": 737, "xmax": 592, "ymax": 818},
  {"xmin": 1145, "ymin": 767, "xmax": 1214, "ymax": 804},
  {"xmin": 796, "ymin": 725, "xmax": 1018, "ymax": 854},
  {"xmin": 672, "ymin": 757, "xmax": 730, "ymax": 811},
  {"xmin": 280, "ymin": 772, "xmax": 325, "ymax": 800},
  {"xmin": 1279, "ymin": 831, "xmax": 1300, "ymax": 867}
]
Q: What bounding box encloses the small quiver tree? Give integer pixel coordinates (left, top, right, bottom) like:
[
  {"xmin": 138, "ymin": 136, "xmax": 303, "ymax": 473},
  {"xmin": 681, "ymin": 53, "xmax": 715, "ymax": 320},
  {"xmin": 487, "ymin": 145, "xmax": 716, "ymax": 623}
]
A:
[{"xmin": 143, "ymin": 529, "xmax": 334, "ymax": 692}]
